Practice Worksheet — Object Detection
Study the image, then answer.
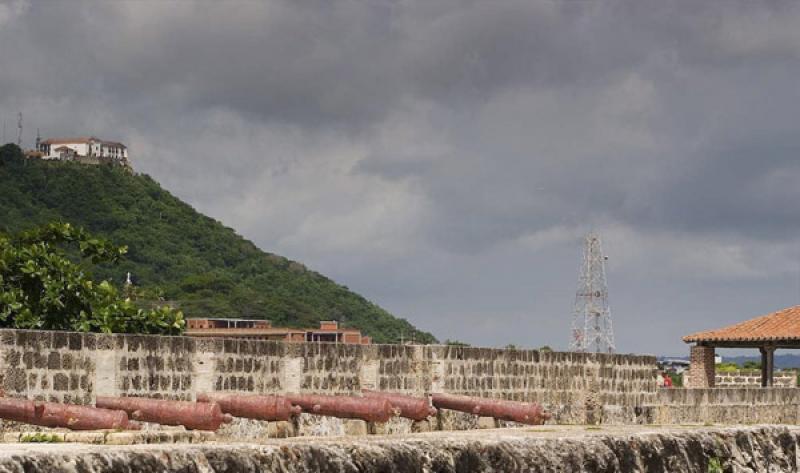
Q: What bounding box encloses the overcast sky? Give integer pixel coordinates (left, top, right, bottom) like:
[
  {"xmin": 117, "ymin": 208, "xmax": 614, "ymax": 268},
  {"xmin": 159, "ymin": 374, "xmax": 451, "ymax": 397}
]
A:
[{"xmin": 2, "ymin": 0, "xmax": 800, "ymax": 355}]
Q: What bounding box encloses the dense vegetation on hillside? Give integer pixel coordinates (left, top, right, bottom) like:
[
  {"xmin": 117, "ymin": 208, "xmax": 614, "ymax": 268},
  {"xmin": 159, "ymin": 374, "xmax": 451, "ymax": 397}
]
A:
[{"xmin": 0, "ymin": 144, "xmax": 436, "ymax": 344}]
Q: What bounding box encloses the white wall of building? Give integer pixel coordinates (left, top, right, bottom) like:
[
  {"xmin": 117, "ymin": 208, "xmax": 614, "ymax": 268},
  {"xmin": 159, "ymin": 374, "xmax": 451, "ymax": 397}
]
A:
[{"xmin": 40, "ymin": 139, "xmax": 127, "ymax": 161}]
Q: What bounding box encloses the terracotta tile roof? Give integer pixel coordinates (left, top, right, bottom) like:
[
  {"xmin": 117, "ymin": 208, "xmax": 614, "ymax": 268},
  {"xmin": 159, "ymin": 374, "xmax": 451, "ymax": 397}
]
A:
[{"xmin": 683, "ymin": 305, "xmax": 800, "ymax": 343}]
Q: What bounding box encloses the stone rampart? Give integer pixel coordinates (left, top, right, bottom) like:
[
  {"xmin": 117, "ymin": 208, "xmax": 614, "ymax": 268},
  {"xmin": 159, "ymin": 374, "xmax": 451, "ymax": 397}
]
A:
[
  {"xmin": 3, "ymin": 329, "xmax": 800, "ymax": 434},
  {"xmin": 684, "ymin": 369, "xmax": 796, "ymax": 388},
  {"xmin": 0, "ymin": 426, "xmax": 796, "ymax": 473},
  {"xmin": 0, "ymin": 329, "xmax": 656, "ymax": 427},
  {"xmin": 643, "ymin": 387, "xmax": 800, "ymax": 425}
]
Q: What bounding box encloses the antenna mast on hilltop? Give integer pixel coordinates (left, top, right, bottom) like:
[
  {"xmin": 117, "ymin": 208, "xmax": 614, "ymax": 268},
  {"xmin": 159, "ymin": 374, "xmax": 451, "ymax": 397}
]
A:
[
  {"xmin": 17, "ymin": 112, "xmax": 23, "ymax": 147},
  {"xmin": 569, "ymin": 233, "xmax": 616, "ymax": 353}
]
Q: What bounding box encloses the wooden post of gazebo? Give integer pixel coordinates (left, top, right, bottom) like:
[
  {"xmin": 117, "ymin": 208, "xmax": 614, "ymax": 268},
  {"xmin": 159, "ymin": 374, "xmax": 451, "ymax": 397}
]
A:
[
  {"xmin": 683, "ymin": 306, "xmax": 800, "ymax": 388},
  {"xmin": 759, "ymin": 346, "xmax": 775, "ymax": 387}
]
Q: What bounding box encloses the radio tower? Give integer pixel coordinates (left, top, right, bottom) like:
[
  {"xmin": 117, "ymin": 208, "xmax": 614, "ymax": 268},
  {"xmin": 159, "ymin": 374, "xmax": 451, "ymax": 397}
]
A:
[
  {"xmin": 569, "ymin": 233, "xmax": 616, "ymax": 353},
  {"xmin": 17, "ymin": 112, "xmax": 23, "ymax": 147}
]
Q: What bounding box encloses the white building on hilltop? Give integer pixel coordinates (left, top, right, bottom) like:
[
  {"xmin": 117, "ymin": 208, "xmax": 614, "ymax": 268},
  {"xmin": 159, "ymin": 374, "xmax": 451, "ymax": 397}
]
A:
[{"xmin": 36, "ymin": 136, "xmax": 129, "ymax": 166}]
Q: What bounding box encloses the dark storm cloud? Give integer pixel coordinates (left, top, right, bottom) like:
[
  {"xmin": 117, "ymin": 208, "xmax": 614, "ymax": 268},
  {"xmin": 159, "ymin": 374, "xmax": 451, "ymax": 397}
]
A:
[{"xmin": 3, "ymin": 0, "xmax": 800, "ymax": 353}]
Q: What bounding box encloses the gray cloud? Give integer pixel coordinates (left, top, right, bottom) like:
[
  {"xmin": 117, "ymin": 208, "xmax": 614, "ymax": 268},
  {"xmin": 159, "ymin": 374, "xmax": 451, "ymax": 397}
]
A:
[{"xmin": 2, "ymin": 0, "xmax": 800, "ymax": 355}]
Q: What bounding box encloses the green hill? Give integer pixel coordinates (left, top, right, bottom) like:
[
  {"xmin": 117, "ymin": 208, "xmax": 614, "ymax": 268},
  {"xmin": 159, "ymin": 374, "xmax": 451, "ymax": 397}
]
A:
[{"xmin": 0, "ymin": 144, "xmax": 436, "ymax": 344}]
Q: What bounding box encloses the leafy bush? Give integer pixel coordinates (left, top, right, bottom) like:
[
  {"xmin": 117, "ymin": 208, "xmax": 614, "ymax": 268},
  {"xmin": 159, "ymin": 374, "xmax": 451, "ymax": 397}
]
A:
[
  {"xmin": 716, "ymin": 362, "xmax": 739, "ymax": 372},
  {"xmin": 20, "ymin": 433, "xmax": 63, "ymax": 443},
  {"xmin": 742, "ymin": 361, "xmax": 761, "ymax": 370},
  {"xmin": 707, "ymin": 457, "xmax": 723, "ymax": 473},
  {"xmin": 0, "ymin": 222, "xmax": 184, "ymax": 334},
  {"xmin": 668, "ymin": 371, "xmax": 683, "ymax": 387}
]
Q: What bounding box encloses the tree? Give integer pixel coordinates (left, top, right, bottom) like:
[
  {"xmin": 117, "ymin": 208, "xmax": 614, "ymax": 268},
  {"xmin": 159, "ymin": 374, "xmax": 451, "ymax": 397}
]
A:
[
  {"xmin": 716, "ymin": 362, "xmax": 739, "ymax": 372},
  {"xmin": 0, "ymin": 222, "xmax": 184, "ymax": 334}
]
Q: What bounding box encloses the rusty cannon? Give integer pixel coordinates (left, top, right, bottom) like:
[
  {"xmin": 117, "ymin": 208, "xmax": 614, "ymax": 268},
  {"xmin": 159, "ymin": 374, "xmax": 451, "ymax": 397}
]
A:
[
  {"xmin": 196, "ymin": 393, "xmax": 301, "ymax": 421},
  {"xmin": 431, "ymin": 393, "xmax": 550, "ymax": 425},
  {"xmin": 96, "ymin": 396, "xmax": 233, "ymax": 431},
  {"xmin": 286, "ymin": 394, "xmax": 397, "ymax": 423},
  {"xmin": 0, "ymin": 398, "xmax": 140, "ymax": 430},
  {"xmin": 362, "ymin": 390, "xmax": 437, "ymax": 421}
]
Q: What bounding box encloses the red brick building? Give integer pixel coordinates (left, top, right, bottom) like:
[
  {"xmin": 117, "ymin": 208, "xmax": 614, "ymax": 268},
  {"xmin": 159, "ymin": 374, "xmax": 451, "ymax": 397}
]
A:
[{"xmin": 185, "ymin": 318, "xmax": 371, "ymax": 344}]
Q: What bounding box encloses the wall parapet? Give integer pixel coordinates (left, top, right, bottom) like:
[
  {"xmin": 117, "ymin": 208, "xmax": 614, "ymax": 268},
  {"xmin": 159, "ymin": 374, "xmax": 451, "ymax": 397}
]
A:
[
  {"xmin": 0, "ymin": 328, "xmax": 658, "ymax": 425},
  {"xmin": 656, "ymin": 387, "xmax": 800, "ymax": 405},
  {"xmin": 3, "ymin": 328, "xmax": 799, "ymax": 429},
  {"xmin": 638, "ymin": 387, "xmax": 800, "ymax": 425},
  {"xmin": 684, "ymin": 370, "xmax": 796, "ymax": 388}
]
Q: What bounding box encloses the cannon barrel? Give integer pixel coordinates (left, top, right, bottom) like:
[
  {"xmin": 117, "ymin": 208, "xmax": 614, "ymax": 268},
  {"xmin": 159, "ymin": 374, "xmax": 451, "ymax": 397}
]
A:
[
  {"xmin": 196, "ymin": 393, "xmax": 301, "ymax": 421},
  {"xmin": 362, "ymin": 390, "xmax": 436, "ymax": 421},
  {"xmin": 0, "ymin": 398, "xmax": 140, "ymax": 430},
  {"xmin": 96, "ymin": 396, "xmax": 233, "ymax": 431},
  {"xmin": 431, "ymin": 393, "xmax": 549, "ymax": 425},
  {"xmin": 0, "ymin": 398, "xmax": 36, "ymax": 425},
  {"xmin": 286, "ymin": 394, "xmax": 396, "ymax": 423}
]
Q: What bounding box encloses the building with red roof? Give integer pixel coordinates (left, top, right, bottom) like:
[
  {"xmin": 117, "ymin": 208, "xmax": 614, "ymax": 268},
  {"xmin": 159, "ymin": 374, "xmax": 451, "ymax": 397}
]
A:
[
  {"xmin": 683, "ymin": 305, "xmax": 800, "ymax": 388},
  {"xmin": 36, "ymin": 136, "xmax": 129, "ymax": 166},
  {"xmin": 185, "ymin": 319, "xmax": 371, "ymax": 344}
]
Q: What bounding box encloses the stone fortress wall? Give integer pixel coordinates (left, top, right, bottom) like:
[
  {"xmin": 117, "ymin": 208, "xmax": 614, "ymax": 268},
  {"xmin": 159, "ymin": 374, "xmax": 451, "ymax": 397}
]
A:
[
  {"xmin": 0, "ymin": 330, "xmax": 655, "ymax": 421},
  {"xmin": 684, "ymin": 369, "xmax": 796, "ymax": 388},
  {"xmin": 646, "ymin": 387, "xmax": 800, "ymax": 425},
  {"xmin": 1, "ymin": 328, "xmax": 798, "ymax": 437}
]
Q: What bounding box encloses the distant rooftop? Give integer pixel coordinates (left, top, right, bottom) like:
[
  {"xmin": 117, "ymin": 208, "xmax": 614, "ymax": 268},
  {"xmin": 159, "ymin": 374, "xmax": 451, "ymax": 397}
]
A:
[
  {"xmin": 41, "ymin": 136, "xmax": 126, "ymax": 148},
  {"xmin": 184, "ymin": 318, "xmax": 371, "ymax": 344}
]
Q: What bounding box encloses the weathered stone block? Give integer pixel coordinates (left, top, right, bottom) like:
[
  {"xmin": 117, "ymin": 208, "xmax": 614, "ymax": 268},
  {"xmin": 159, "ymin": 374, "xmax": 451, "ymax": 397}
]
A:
[
  {"xmin": 64, "ymin": 432, "xmax": 106, "ymax": 444},
  {"xmin": 46, "ymin": 352, "xmax": 61, "ymax": 370},
  {"xmin": 61, "ymin": 353, "xmax": 73, "ymax": 370},
  {"xmin": 411, "ymin": 420, "xmax": 432, "ymax": 433},
  {"xmin": 105, "ymin": 433, "xmax": 137, "ymax": 445},
  {"xmin": 267, "ymin": 421, "xmax": 295, "ymax": 438},
  {"xmin": 343, "ymin": 420, "xmax": 368, "ymax": 436},
  {"xmin": 477, "ymin": 417, "xmax": 497, "ymax": 429},
  {"xmin": 67, "ymin": 333, "xmax": 82, "ymax": 351},
  {"xmin": 52, "ymin": 373, "xmax": 69, "ymax": 391}
]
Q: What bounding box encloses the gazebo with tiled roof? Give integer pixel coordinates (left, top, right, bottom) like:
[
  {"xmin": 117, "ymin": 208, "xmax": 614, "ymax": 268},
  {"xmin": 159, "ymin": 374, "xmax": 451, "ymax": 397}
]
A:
[{"xmin": 683, "ymin": 305, "xmax": 800, "ymax": 388}]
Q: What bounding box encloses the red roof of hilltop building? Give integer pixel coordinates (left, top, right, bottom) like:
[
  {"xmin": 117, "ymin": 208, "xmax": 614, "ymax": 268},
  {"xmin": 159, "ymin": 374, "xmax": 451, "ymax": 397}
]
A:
[
  {"xmin": 41, "ymin": 137, "xmax": 96, "ymax": 145},
  {"xmin": 683, "ymin": 305, "xmax": 800, "ymax": 344},
  {"xmin": 185, "ymin": 319, "xmax": 372, "ymax": 344}
]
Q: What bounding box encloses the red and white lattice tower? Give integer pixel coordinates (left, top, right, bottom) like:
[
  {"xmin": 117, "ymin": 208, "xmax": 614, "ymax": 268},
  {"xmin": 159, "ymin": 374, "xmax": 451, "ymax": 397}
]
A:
[{"xmin": 569, "ymin": 233, "xmax": 615, "ymax": 353}]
